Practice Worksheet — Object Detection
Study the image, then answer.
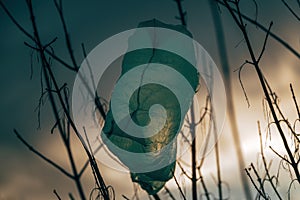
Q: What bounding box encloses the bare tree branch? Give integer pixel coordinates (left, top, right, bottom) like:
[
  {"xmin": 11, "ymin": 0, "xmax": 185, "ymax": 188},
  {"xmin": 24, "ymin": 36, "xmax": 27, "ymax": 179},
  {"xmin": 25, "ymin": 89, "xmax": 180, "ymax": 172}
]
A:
[
  {"xmin": 216, "ymin": 0, "xmax": 300, "ymax": 59},
  {"xmin": 53, "ymin": 189, "xmax": 62, "ymax": 200},
  {"xmin": 280, "ymin": 0, "xmax": 300, "ymax": 21},
  {"xmin": 14, "ymin": 129, "xmax": 73, "ymax": 179}
]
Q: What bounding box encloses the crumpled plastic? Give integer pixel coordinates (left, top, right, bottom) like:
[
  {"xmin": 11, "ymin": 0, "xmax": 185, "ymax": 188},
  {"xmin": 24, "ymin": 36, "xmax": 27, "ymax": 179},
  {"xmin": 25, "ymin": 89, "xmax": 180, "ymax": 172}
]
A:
[{"xmin": 101, "ymin": 19, "xmax": 199, "ymax": 195}]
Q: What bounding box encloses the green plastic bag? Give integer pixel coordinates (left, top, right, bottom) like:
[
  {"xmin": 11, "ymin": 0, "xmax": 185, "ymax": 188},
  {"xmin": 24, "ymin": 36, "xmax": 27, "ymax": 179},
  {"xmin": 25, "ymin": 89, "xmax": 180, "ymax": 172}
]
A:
[{"xmin": 101, "ymin": 19, "xmax": 199, "ymax": 194}]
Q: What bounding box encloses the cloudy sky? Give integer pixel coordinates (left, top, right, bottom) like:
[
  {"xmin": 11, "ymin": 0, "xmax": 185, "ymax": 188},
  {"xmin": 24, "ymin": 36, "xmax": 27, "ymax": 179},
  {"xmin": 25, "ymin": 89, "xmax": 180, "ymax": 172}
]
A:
[{"xmin": 1, "ymin": 0, "xmax": 300, "ymax": 199}]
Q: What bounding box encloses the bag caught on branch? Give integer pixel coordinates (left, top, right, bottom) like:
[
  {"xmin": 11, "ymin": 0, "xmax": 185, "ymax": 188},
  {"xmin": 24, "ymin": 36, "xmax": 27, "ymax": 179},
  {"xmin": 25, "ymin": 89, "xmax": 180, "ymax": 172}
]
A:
[{"xmin": 101, "ymin": 19, "xmax": 198, "ymax": 194}]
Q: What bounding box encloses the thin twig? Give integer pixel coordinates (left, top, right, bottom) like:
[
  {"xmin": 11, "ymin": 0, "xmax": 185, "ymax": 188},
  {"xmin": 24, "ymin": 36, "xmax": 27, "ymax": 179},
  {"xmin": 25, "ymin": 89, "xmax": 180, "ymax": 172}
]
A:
[
  {"xmin": 280, "ymin": 0, "xmax": 300, "ymax": 21},
  {"xmin": 199, "ymin": 171, "xmax": 210, "ymax": 200},
  {"xmin": 14, "ymin": 129, "xmax": 73, "ymax": 179},
  {"xmin": 53, "ymin": 189, "xmax": 62, "ymax": 200},
  {"xmin": 190, "ymin": 102, "xmax": 197, "ymax": 200},
  {"xmin": 173, "ymin": 174, "xmax": 187, "ymax": 200},
  {"xmin": 234, "ymin": 61, "xmax": 251, "ymax": 107},
  {"xmin": 257, "ymin": 121, "xmax": 282, "ymax": 199},
  {"xmin": 245, "ymin": 167, "xmax": 268, "ymax": 199},
  {"xmin": 257, "ymin": 22, "xmax": 273, "ymax": 63},
  {"xmin": 69, "ymin": 193, "xmax": 75, "ymax": 200},
  {"xmin": 269, "ymin": 146, "xmax": 292, "ymax": 165},
  {"xmin": 53, "ymin": 0, "xmax": 78, "ymax": 69},
  {"xmin": 152, "ymin": 194, "xmax": 161, "ymax": 200},
  {"xmin": 216, "ymin": 0, "xmax": 300, "ymax": 59},
  {"xmin": 265, "ymin": 81, "xmax": 300, "ymax": 143},
  {"xmin": 164, "ymin": 186, "xmax": 176, "ymax": 200},
  {"xmin": 177, "ymin": 161, "xmax": 192, "ymax": 180},
  {"xmin": 122, "ymin": 195, "xmax": 130, "ymax": 200},
  {"xmin": 250, "ymin": 163, "xmax": 267, "ymax": 198},
  {"xmin": 81, "ymin": 43, "xmax": 107, "ymax": 120},
  {"xmin": 78, "ymin": 130, "xmax": 110, "ymax": 200},
  {"xmin": 290, "ymin": 84, "xmax": 300, "ymax": 119},
  {"xmin": 287, "ymin": 179, "xmax": 298, "ymax": 200},
  {"xmin": 174, "ymin": 0, "xmax": 187, "ymax": 26}
]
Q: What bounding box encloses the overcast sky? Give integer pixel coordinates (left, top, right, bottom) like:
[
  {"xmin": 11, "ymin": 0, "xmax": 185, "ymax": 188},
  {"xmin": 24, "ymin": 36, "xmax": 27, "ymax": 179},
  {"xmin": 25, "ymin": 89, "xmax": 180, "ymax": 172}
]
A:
[{"xmin": 1, "ymin": 0, "xmax": 300, "ymax": 199}]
